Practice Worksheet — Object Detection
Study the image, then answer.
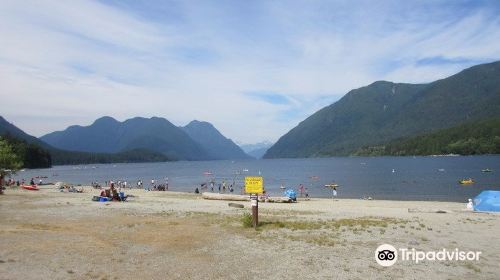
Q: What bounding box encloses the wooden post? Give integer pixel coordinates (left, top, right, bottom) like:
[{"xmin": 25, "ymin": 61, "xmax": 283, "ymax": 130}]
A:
[
  {"xmin": 0, "ymin": 174, "xmax": 4, "ymax": 195},
  {"xmin": 251, "ymin": 195, "xmax": 258, "ymax": 228}
]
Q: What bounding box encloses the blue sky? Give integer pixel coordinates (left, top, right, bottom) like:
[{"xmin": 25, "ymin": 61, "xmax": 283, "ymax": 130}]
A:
[{"xmin": 1, "ymin": 0, "xmax": 499, "ymax": 144}]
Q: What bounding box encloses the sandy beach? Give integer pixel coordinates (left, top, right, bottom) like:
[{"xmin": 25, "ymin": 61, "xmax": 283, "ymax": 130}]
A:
[{"xmin": 1, "ymin": 185, "xmax": 499, "ymax": 280}]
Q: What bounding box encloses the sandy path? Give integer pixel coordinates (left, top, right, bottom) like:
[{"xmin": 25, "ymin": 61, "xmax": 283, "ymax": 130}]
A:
[{"xmin": 1, "ymin": 186, "xmax": 499, "ymax": 279}]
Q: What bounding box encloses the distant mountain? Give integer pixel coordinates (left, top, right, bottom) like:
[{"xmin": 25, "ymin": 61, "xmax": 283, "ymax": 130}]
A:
[
  {"xmin": 0, "ymin": 116, "xmax": 169, "ymax": 166},
  {"xmin": 354, "ymin": 118, "xmax": 500, "ymax": 156},
  {"xmin": 181, "ymin": 120, "xmax": 251, "ymax": 160},
  {"xmin": 41, "ymin": 116, "xmax": 251, "ymax": 161},
  {"xmin": 0, "ymin": 116, "xmax": 52, "ymax": 149},
  {"xmin": 265, "ymin": 60, "xmax": 500, "ymax": 158},
  {"xmin": 240, "ymin": 141, "xmax": 273, "ymax": 159},
  {"xmin": 0, "ymin": 116, "xmax": 53, "ymax": 168},
  {"xmin": 41, "ymin": 116, "xmax": 209, "ymax": 160}
]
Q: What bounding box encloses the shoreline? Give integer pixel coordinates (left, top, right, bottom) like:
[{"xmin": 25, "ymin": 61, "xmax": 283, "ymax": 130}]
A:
[{"xmin": 10, "ymin": 182, "xmax": 484, "ymax": 203}]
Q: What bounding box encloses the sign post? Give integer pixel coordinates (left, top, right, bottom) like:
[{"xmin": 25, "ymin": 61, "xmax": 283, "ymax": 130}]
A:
[
  {"xmin": 251, "ymin": 196, "xmax": 258, "ymax": 227},
  {"xmin": 245, "ymin": 176, "xmax": 263, "ymax": 228}
]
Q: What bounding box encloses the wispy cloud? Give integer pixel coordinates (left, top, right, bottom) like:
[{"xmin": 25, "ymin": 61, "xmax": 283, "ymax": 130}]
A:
[
  {"xmin": 246, "ymin": 92, "xmax": 291, "ymax": 105},
  {"xmin": 0, "ymin": 0, "xmax": 499, "ymax": 143},
  {"xmin": 415, "ymin": 56, "xmax": 487, "ymax": 66}
]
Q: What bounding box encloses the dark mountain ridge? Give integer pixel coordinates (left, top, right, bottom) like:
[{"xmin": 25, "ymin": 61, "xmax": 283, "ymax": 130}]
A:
[
  {"xmin": 41, "ymin": 116, "xmax": 251, "ymax": 161},
  {"xmin": 181, "ymin": 120, "xmax": 251, "ymax": 160},
  {"xmin": 265, "ymin": 60, "xmax": 500, "ymax": 158},
  {"xmin": 0, "ymin": 116, "xmax": 169, "ymax": 166}
]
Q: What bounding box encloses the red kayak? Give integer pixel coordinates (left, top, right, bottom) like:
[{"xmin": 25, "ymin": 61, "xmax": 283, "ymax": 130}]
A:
[{"xmin": 22, "ymin": 185, "xmax": 39, "ymax": 191}]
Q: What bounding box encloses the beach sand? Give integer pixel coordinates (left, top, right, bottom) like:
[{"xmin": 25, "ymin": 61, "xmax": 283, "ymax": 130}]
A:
[{"xmin": 1, "ymin": 185, "xmax": 499, "ymax": 279}]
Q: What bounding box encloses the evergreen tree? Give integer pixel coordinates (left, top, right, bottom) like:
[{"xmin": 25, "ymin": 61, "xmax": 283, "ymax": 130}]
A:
[{"xmin": 0, "ymin": 137, "xmax": 23, "ymax": 194}]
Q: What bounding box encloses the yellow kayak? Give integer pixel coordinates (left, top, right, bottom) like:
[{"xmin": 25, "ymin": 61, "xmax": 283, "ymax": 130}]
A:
[{"xmin": 459, "ymin": 178, "xmax": 474, "ymax": 185}]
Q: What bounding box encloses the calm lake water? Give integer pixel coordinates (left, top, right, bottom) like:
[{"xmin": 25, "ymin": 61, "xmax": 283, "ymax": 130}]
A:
[{"xmin": 13, "ymin": 156, "xmax": 500, "ymax": 202}]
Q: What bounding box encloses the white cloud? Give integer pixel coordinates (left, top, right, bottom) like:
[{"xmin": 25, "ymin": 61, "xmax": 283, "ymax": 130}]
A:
[{"xmin": 0, "ymin": 0, "xmax": 499, "ymax": 143}]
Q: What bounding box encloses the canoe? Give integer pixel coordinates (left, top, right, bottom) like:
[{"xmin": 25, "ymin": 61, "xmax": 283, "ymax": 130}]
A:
[{"xmin": 22, "ymin": 185, "xmax": 39, "ymax": 191}]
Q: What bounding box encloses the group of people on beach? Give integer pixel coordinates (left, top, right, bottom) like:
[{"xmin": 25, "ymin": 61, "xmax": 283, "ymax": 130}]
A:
[
  {"xmin": 197, "ymin": 179, "xmax": 316, "ymax": 200},
  {"xmin": 0, "ymin": 176, "xmax": 41, "ymax": 194},
  {"xmin": 145, "ymin": 178, "xmax": 169, "ymax": 191},
  {"xmin": 92, "ymin": 178, "xmax": 170, "ymax": 193},
  {"xmin": 204, "ymin": 179, "xmax": 235, "ymax": 193},
  {"xmin": 98, "ymin": 181, "xmax": 125, "ymax": 201},
  {"xmin": 1, "ymin": 177, "xmax": 42, "ymax": 187}
]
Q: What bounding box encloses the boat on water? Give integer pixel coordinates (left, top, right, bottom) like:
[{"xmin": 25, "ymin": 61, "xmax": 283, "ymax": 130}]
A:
[
  {"xmin": 324, "ymin": 183, "xmax": 340, "ymax": 188},
  {"xmin": 459, "ymin": 178, "xmax": 474, "ymax": 185},
  {"xmin": 481, "ymin": 169, "xmax": 493, "ymax": 173}
]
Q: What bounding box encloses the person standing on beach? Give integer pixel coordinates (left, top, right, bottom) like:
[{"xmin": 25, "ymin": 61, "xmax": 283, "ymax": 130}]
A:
[
  {"xmin": 165, "ymin": 177, "xmax": 169, "ymax": 191},
  {"xmin": 299, "ymin": 184, "xmax": 305, "ymax": 197},
  {"xmin": 332, "ymin": 187, "xmax": 337, "ymax": 200}
]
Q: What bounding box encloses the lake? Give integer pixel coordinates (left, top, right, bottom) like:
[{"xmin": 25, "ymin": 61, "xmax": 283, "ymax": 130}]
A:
[{"xmin": 12, "ymin": 156, "xmax": 500, "ymax": 202}]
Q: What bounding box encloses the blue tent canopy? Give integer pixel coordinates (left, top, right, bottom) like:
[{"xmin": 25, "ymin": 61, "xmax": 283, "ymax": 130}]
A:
[
  {"xmin": 473, "ymin": 190, "xmax": 500, "ymax": 212},
  {"xmin": 284, "ymin": 189, "xmax": 297, "ymax": 200}
]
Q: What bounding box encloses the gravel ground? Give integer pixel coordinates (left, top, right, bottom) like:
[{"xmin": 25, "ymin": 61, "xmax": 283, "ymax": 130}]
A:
[{"xmin": 1, "ymin": 185, "xmax": 499, "ymax": 279}]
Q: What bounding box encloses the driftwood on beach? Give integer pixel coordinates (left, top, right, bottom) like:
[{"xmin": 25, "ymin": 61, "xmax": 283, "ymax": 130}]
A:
[
  {"xmin": 408, "ymin": 208, "xmax": 451, "ymax": 213},
  {"xmin": 202, "ymin": 192, "xmax": 250, "ymax": 201},
  {"xmin": 260, "ymin": 196, "xmax": 292, "ymax": 203},
  {"xmin": 201, "ymin": 192, "xmax": 292, "ymax": 203}
]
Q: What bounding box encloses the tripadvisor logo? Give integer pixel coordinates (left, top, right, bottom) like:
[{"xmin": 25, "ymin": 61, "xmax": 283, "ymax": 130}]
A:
[
  {"xmin": 375, "ymin": 244, "xmax": 397, "ymax": 266},
  {"xmin": 375, "ymin": 244, "xmax": 481, "ymax": 267}
]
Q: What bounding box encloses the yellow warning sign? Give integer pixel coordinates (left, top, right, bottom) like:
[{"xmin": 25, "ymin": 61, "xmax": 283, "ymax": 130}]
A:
[{"xmin": 245, "ymin": 176, "xmax": 263, "ymax": 194}]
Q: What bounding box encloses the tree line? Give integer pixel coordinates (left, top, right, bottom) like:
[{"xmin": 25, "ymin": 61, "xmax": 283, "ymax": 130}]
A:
[{"xmin": 354, "ymin": 118, "xmax": 500, "ymax": 156}]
